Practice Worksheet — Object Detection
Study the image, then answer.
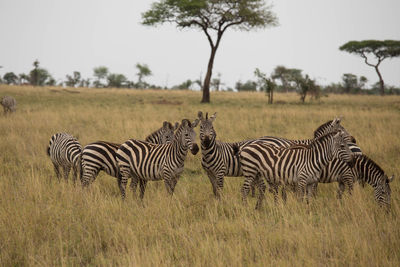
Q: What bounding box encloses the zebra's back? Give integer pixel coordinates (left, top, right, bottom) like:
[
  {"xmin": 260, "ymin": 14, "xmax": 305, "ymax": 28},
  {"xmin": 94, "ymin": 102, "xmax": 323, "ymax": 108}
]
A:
[{"xmin": 81, "ymin": 141, "xmax": 120, "ymax": 178}]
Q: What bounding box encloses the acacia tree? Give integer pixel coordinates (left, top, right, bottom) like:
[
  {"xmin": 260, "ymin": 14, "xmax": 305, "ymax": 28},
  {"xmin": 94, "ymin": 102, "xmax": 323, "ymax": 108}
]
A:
[
  {"xmin": 142, "ymin": 0, "xmax": 278, "ymax": 103},
  {"xmin": 136, "ymin": 63, "xmax": 152, "ymax": 88},
  {"xmin": 340, "ymin": 40, "xmax": 400, "ymax": 95},
  {"xmin": 254, "ymin": 68, "xmax": 275, "ymax": 104}
]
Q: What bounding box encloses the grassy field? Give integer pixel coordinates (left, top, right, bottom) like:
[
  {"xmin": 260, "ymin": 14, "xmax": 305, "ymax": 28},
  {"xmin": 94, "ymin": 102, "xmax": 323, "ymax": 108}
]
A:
[{"xmin": 0, "ymin": 85, "xmax": 399, "ymax": 266}]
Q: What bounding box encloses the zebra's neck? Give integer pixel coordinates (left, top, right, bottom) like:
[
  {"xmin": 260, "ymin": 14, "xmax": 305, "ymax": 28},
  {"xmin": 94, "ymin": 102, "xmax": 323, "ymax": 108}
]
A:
[
  {"xmin": 171, "ymin": 126, "xmax": 189, "ymax": 163},
  {"xmin": 145, "ymin": 128, "xmax": 162, "ymax": 143},
  {"xmin": 354, "ymin": 155, "xmax": 385, "ymax": 188}
]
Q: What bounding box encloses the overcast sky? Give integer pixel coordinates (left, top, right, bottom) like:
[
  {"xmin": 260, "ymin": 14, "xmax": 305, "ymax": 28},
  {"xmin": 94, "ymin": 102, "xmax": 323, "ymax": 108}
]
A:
[{"xmin": 0, "ymin": 0, "xmax": 399, "ymax": 89}]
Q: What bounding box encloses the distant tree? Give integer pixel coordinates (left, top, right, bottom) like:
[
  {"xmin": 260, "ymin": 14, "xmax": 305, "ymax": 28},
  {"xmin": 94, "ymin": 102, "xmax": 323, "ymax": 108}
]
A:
[
  {"xmin": 296, "ymin": 74, "xmax": 320, "ymax": 103},
  {"xmin": 135, "ymin": 63, "xmax": 152, "ymax": 88},
  {"xmin": 211, "ymin": 73, "xmax": 223, "ymax": 92},
  {"xmin": 271, "ymin": 65, "xmax": 302, "ymax": 92},
  {"xmin": 254, "ymin": 68, "xmax": 275, "ymax": 104},
  {"xmin": 18, "ymin": 73, "xmax": 30, "ymax": 85},
  {"xmin": 173, "ymin": 79, "xmax": 193, "ymax": 90},
  {"xmin": 65, "ymin": 71, "xmax": 81, "ymax": 87},
  {"xmin": 235, "ymin": 80, "xmax": 257, "ymax": 92},
  {"xmin": 142, "ymin": 0, "xmax": 278, "ymax": 103},
  {"xmin": 107, "ymin": 73, "xmax": 127, "ymax": 88},
  {"xmin": 359, "ymin": 76, "xmax": 368, "ymax": 90},
  {"xmin": 93, "ymin": 66, "xmax": 109, "ymax": 88},
  {"xmin": 79, "ymin": 78, "xmax": 91, "ymax": 88},
  {"xmin": 3, "ymin": 72, "xmax": 18, "ymax": 85},
  {"xmin": 339, "ymin": 40, "xmax": 400, "ymax": 95},
  {"xmin": 342, "ymin": 73, "xmax": 358, "ymax": 93},
  {"xmin": 28, "ymin": 60, "xmax": 51, "ymax": 86},
  {"xmin": 45, "ymin": 75, "xmax": 57, "ymax": 86}
]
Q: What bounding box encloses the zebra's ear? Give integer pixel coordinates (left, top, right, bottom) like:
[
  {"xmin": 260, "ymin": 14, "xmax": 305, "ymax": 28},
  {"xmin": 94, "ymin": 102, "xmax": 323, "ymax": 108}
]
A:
[
  {"xmin": 388, "ymin": 175, "xmax": 395, "ymax": 183},
  {"xmin": 210, "ymin": 112, "xmax": 217, "ymax": 122},
  {"xmin": 181, "ymin": 119, "xmax": 189, "ymax": 127},
  {"xmin": 163, "ymin": 121, "xmax": 169, "ymax": 128},
  {"xmin": 192, "ymin": 119, "xmax": 200, "ymax": 128},
  {"xmin": 198, "ymin": 111, "xmax": 204, "ymax": 120},
  {"xmin": 174, "ymin": 122, "xmax": 179, "ymax": 130}
]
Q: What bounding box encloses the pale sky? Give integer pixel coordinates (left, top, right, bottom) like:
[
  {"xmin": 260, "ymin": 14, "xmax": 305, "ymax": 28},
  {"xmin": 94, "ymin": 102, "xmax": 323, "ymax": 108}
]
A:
[{"xmin": 0, "ymin": 0, "xmax": 399, "ymax": 89}]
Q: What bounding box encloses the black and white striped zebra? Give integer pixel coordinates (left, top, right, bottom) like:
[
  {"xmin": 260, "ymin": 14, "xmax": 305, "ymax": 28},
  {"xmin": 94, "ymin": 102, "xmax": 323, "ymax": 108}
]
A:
[
  {"xmin": 47, "ymin": 133, "xmax": 82, "ymax": 183},
  {"xmin": 116, "ymin": 119, "xmax": 199, "ymax": 199},
  {"xmin": 198, "ymin": 111, "xmax": 358, "ymax": 199},
  {"xmin": 239, "ymin": 131, "xmax": 354, "ymax": 209},
  {"xmin": 81, "ymin": 121, "xmax": 178, "ymax": 187},
  {"xmin": 1, "ymin": 95, "xmax": 17, "ymax": 114},
  {"xmin": 350, "ymin": 155, "xmax": 394, "ymax": 208}
]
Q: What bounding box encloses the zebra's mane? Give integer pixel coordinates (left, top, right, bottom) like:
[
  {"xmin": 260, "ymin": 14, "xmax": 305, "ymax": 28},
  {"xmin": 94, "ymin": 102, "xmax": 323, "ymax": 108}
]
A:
[
  {"xmin": 173, "ymin": 119, "xmax": 190, "ymax": 141},
  {"xmin": 288, "ymin": 144, "xmax": 309, "ymax": 150},
  {"xmin": 357, "ymin": 154, "xmax": 385, "ymax": 176},
  {"xmin": 313, "ymin": 120, "xmax": 334, "ymax": 138}
]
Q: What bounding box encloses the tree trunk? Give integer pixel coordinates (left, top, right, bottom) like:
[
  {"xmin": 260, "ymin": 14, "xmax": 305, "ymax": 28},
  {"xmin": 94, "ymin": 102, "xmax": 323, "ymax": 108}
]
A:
[
  {"xmin": 270, "ymin": 89, "xmax": 274, "ymax": 104},
  {"xmin": 375, "ymin": 66, "xmax": 385, "ymax": 96},
  {"xmin": 201, "ymin": 47, "xmax": 217, "ymax": 103}
]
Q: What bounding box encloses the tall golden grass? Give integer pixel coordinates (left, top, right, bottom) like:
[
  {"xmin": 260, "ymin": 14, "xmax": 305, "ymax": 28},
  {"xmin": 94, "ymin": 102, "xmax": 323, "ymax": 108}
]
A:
[{"xmin": 0, "ymin": 85, "xmax": 399, "ymax": 266}]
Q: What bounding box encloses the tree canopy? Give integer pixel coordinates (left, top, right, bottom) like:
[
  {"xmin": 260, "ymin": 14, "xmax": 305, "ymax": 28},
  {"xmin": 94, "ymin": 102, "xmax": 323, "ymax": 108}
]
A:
[
  {"xmin": 142, "ymin": 0, "xmax": 278, "ymax": 103},
  {"xmin": 339, "ymin": 40, "xmax": 400, "ymax": 95}
]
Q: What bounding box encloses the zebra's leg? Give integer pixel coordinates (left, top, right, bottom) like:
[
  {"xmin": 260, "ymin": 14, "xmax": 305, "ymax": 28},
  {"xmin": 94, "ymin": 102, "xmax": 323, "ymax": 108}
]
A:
[
  {"xmin": 207, "ymin": 172, "xmax": 220, "ymax": 199},
  {"xmin": 118, "ymin": 167, "xmax": 130, "ymax": 199},
  {"xmin": 62, "ymin": 166, "xmax": 71, "ymax": 182},
  {"xmin": 241, "ymin": 174, "xmax": 255, "ymax": 206},
  {"xmin": 306, "ymin": 183, "xmax": 316, "ymax": 203},
  {"xmin": 337, "ymin": 182, "xmax": 345, "ymax": 199},
  {"xmin": 52, "ymin": 163, "xmax": 61, "ymax": 182},
  {"xmin": 72, "ymin": 165, "xmax": 79, "ymax": 185},
  {"xmin": 255, "ymin": 177, "xmax": 266, "ymax": 210},
  {"xmin": 281, "ymin": 185, "xmax": 287, "ymax": 203},
  {"xmin": 130, "ymin": 177, "xmax": 138, "ymax": 193},
  {"xmin": 296, "ymin": 177, "xmax": 307, "ymax": 202},
  {"xmin": 311, "ymin": 183, "xmax": 318, "ymax": 198},
  {"xmin": 272, "ymin": 184, "xmax": 279, "ymax": 204},
  {"xmin": 138, "ymin": 179, "xmax": 148, "ymax": 200}
]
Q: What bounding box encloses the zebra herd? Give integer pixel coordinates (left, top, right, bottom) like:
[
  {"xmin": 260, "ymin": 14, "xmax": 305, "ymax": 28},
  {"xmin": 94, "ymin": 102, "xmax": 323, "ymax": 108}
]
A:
[{"xmin": 46, "ymin": 111, "xmax": 394, "ymax": 210}]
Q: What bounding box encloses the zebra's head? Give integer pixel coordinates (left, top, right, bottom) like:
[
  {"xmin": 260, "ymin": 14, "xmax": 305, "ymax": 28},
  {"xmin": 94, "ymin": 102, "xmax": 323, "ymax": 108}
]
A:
[
  {"xmin": 198, "ymin": 111, "xmax": 217, "ymax": 149},
  {"xmin": 375, "ymin": 174, "xmax": 394, "ymax": 209},
  {"xmin": 330, "ymin": 130, "xmax": 355, "ymax": 166},
  {"xmin": 314, "ymin": 117, "xmax": 357, "ymax": 144},
  {"xmin": 160, "ymin": 121, "xmax": 179, "ymax": 144},
  {"xmin": 179, "ymin": 119, "xmax": 199, "ymax": 155}
]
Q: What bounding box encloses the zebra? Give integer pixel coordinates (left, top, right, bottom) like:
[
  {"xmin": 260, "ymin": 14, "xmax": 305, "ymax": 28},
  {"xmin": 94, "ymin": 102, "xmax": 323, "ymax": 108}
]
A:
[
  {"xmin": 116, "ymin": 118, "xmax": 199, "ymax": 199},
  {"xmin": 81, "ymin": 121, "xmax": 178, "ymax": 187},
  {"xmin": 1, "ymin": 95, "xmax": 17, "ymax": 115},
  {"xmin": 348, "ymin": 155, "xmax": 393, "ymax": 208},
  {"xmin": 47, "ymin": 133, "xmax": 82, "ymax": 183},
  {"xmin": 197, "ymin": 111, "xmax": 358, "ymax": 199},
  {"xmin": 239, "ymin": 131, "xmax": 354, "ymax": 209}
]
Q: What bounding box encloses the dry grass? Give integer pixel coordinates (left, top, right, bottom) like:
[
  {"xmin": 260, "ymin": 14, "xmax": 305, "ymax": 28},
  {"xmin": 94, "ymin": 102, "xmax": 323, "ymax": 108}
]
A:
[{"xmin": 0, "ymin": 85, "xmax": 399, "ymax": 266}]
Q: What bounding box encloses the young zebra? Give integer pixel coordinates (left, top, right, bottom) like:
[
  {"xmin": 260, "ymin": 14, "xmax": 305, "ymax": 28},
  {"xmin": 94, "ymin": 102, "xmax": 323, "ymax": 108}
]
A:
[
  {"xmin": 116, "ymin": 119, "xmax": 199, "ymax": 199},
  {"xmin": 81, "ymin": 121, "xmax": 178, "ymax": 187},
  {"xmin": 1, "ymin": 95, "xmax": 17, "ymax": 115},
  {"xmin": 239, "ymin": 131, "xmax": 354, "ymax": 209},
  {"xmin": 47, "ymin": 133, "xmax": 82, "ymax": 183},
  {"xmin": 324, "ymin": 154, "xmax": 394, "ymax": 208},
  {"xmin": 198, "ymin": 111, "xmax": 358, "ymax": 199}
]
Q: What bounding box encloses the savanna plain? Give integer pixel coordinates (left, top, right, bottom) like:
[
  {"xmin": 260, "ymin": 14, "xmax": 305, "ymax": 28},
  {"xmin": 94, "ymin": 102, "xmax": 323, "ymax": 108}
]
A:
[{"xmin": 0, "ymin": 85, "xmax": 399, "ymax": 266}]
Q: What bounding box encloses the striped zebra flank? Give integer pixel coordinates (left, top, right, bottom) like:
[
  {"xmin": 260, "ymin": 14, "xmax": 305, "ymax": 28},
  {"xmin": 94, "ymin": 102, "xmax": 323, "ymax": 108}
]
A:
[
  {"xmin": 116, "ymin": 118, "xmax": 199, "ymax": 199},
  {"xmin": 81, "ymin": 121, "xmax": 178, "ymax": 187},
  {"xmin": 239, "ymin": 131, "xmax": 354, "ymax": 209},
  {"xmin": 1, "ymin": 95, "xmax": 17, "ymax": 115},
  {"xmin": 47, "ymin": 133, "xmax": 82, "ymax": 183}
]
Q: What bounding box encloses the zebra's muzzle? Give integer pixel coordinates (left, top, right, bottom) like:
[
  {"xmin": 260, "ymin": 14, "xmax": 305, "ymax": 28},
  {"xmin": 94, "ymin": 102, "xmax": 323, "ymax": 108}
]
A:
[
  {"xmin": 191, "ymin": 144, "xmax": 199, "ymax": 155},
  {"xmin": 203, "ymin": 136, "xmax": 211, "ymax": 148}
]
